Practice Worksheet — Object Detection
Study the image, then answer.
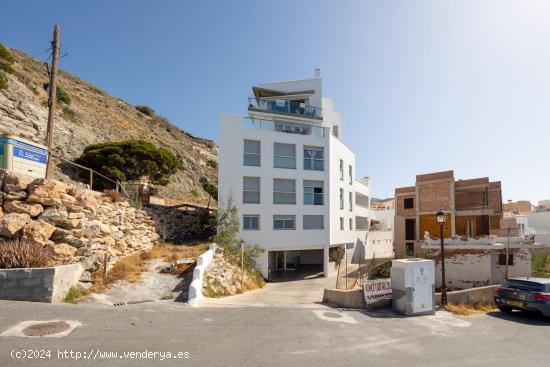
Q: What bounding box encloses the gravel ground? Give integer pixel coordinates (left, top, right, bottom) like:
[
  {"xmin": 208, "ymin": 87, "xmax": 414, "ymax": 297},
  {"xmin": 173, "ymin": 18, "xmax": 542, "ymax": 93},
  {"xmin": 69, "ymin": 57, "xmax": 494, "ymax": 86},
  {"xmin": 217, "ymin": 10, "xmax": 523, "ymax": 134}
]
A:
[{"xmin": 88, "ymin": 260, "xmax": 192, "ymax": 305}]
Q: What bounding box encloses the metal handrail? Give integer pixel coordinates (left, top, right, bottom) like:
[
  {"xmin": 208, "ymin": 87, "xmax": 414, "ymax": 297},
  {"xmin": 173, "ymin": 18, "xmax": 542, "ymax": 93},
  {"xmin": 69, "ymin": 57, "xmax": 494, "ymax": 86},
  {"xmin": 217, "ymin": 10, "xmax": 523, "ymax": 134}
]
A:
[{"xmin": 50, "ymin": 153, "xmax": 137, "ymax": 205}]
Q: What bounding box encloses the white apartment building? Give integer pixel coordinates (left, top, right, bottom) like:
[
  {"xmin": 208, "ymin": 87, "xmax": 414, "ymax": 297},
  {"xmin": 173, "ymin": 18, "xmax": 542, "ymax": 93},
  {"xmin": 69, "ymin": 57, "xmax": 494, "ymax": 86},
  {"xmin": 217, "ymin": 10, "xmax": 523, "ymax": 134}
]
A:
[{"xmin": 218, "ymin": 70, "xmax": 371, "ymax": 280}]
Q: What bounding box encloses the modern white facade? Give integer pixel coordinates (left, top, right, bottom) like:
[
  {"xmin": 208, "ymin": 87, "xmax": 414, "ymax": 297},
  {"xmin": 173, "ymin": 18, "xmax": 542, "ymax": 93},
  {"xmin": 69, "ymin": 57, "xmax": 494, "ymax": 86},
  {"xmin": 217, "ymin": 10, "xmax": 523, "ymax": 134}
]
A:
[{"xmin": 218, "ymin": 70, "xmax": 370, "ymax": 279}]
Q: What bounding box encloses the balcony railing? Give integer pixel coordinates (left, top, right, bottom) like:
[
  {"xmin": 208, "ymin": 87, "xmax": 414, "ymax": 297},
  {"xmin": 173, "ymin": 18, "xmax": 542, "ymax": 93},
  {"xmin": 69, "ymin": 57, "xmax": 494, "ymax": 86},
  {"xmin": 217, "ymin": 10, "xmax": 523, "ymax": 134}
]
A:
[
  {"xmin": 243, "ymin": 117, "xmax": 327, "ymax": 138},
  {"xmin": 248, "ymin": 98, "xmax": 321, "ymax": 118}
]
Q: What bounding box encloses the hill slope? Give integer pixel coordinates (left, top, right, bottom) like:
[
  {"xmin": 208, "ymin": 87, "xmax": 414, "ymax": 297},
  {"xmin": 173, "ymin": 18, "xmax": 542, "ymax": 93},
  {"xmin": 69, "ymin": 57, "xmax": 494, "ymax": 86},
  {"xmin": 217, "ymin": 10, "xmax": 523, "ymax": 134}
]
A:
[{"xmin": 0, "ymin": 48, "xmax": 217, "ymax": 202}]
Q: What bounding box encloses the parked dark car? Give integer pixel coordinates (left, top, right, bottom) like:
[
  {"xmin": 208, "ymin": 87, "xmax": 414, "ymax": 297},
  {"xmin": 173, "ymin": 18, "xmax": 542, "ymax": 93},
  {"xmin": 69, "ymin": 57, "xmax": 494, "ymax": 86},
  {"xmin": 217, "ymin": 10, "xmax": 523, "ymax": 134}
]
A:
[{"xmin": 495, "ymin": 277, "xmax": 550, "ymax": 317}]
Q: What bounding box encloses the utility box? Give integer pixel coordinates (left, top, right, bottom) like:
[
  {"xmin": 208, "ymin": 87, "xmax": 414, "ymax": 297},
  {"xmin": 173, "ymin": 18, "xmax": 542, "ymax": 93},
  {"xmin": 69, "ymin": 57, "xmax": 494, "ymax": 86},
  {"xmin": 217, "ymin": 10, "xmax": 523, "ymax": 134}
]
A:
[
  {"xmin": 0, "ymin": 134, "xmax": 48, "ymax": 179},
  {"xmin": 391, "ymin": 258, "xmax": 435, "ymax": 316}
]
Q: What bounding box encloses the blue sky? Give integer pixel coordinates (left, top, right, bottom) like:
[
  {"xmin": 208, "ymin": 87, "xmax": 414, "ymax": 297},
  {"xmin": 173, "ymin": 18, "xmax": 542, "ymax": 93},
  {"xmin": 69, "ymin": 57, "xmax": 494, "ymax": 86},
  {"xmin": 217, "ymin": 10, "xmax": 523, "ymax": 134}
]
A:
[{"xmin": 2, "ymin": 0, "xmax": 549, "ymax": 203}]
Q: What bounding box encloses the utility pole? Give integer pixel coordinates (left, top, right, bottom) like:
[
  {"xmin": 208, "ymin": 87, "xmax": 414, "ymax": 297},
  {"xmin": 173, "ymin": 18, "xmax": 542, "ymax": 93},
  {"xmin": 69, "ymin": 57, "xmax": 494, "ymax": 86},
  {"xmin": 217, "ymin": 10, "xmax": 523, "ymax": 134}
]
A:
[
  {"xmin": 505, "ymin": 226, "xmax": 511, "ymax": 279},
  {"xmin": 45, "ymin": 25, "xmax": 61, "ymax": 179}
]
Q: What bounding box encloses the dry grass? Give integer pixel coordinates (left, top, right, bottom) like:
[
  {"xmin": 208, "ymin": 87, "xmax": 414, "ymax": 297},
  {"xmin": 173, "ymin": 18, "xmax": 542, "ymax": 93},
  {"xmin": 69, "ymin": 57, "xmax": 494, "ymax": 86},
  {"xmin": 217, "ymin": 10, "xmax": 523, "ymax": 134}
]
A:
[
  {"xmin": 445, "ymin": 302, "xmax": 496, "ymax": 316},
  {"xmin": 86, "ymin": 242, "xmax": 209, "ymax": 295},
  {"xmin": 143, "ymin": 242, "xmax": 208, "ymax": 263}
]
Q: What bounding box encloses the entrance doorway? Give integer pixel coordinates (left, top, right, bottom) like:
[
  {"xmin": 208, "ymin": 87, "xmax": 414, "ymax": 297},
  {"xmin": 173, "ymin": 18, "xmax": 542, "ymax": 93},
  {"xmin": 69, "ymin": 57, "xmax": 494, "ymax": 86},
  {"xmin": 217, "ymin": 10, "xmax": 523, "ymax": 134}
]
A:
[{"xmin": 275, "ymin": 251, "xmax": 296, "ymax": 271}]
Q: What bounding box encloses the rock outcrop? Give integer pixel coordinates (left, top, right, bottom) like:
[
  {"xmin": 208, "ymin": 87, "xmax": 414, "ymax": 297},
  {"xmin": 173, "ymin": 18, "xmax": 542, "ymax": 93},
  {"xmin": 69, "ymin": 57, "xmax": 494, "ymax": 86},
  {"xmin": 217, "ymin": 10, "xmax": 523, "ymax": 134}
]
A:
[
  {"xmin": 203, "ymin": 252, "xmax": 265, "ymax": 296},
  {"xmin": 0, "ymin": 171, "xmax": 159, "ymax": 270}
]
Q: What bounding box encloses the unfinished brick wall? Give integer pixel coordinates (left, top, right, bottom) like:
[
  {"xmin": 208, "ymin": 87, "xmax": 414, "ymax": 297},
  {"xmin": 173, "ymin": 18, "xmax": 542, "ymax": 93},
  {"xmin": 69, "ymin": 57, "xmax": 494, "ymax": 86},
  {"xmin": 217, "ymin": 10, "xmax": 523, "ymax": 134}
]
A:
[
  {"xmin": 455, "ymin": 189, "xmax": 485, "ymax": 210},
  {"xmin": 418, "ymin": 181, "xmax": 452, "ymax": 212},
  {"xmin": 488, "ymin": 182, "xmax": 503, "ymax": 214}
]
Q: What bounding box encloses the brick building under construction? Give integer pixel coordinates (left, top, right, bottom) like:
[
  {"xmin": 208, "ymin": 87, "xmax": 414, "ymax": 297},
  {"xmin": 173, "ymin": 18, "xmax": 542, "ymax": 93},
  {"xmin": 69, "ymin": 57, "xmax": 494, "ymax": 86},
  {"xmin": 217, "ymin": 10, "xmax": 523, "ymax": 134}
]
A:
[{"xmin": 394, "ymin": 170, "xmax": 503, "ymax": 258}]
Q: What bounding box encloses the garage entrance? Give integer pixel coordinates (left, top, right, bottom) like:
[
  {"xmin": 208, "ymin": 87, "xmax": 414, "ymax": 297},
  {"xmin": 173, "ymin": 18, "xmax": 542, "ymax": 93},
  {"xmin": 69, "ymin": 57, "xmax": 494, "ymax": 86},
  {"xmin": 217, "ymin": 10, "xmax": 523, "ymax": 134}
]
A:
[{"xmin": 269, "ymin": 249, "xmax": 324, "ymax": 281}]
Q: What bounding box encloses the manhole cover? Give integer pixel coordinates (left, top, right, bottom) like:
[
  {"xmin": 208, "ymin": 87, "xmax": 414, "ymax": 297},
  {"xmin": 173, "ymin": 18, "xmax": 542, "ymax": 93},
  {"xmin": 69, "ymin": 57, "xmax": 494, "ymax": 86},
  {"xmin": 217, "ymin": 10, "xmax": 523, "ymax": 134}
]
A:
[
  {"xmin": 323, "ymin": 312, "xmax": 343, "ymax": 319},
  {"xmin": 22, "ymin": 321, "xmax": 71, "ymax": 337}
]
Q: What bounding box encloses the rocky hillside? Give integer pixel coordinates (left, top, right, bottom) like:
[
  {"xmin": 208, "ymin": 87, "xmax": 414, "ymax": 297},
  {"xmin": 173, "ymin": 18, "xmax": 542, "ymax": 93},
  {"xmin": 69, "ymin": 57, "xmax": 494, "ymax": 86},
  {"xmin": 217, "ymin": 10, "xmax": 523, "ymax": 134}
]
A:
[
  {"xmin": 0, "ymin": 171, "xmax": 158, "ymax": 274},
  {"xmin": 0, "ymin": 47, "xmax": 217, "ymax": 201}
]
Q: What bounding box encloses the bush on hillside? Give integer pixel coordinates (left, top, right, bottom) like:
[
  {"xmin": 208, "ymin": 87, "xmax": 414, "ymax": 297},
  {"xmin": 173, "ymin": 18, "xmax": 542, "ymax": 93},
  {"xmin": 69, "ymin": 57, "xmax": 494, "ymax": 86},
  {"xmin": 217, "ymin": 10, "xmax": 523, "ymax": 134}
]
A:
[
  {"xmin": 0, "ymin": 43, "xmax": 15, "ymax": 90},
  {"xmin": 75, "ymin": 140, "xmax": 182, "ymax": 190},
  {"xmin": 135, "ymin": 105, "xmax": 155, "ymax": 116},
  {"xmin": 42, "ymin": 82, "xmax": 71, "ymax": 104}
]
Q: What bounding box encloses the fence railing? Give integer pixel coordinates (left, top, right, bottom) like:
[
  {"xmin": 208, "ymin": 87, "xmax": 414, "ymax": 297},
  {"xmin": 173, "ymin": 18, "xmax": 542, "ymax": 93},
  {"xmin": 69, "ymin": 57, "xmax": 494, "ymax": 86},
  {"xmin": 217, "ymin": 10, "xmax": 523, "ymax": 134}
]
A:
[{"xmin": 50, "ymin": 153, "xmax": 137, "ymax": 205}]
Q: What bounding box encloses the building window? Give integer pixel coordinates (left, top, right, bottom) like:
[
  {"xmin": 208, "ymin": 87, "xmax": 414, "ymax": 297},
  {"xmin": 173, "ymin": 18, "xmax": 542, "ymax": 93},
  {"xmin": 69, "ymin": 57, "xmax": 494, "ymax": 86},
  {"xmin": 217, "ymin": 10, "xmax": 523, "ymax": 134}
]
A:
[
  {"xmin": 273, "ymin": 178, "xmax": 296, "ymax": 204},
  {"xmin": 303, "ymin": 215, "xmax": 324, "ymax": 230},
  {"xmin": 349, "ymin": 192, "xmax": 353, "ymax": 212},
  {"xmin": 340, "ymin": 188, "xmax": 344, "ymax": 209},
  {"xmin": 406, "ymin": 243, "xmax": 415, "ymax": 257},
  {"xmin": 355, "ymin": 192, "xmax": 369, "ymax": 208},
  {"xmin": 304, "ymin": 180, "xmax": 324, "ymax": 205},
  {"xmin": 243, "ymin": 177, "xmax": 260, "ymax": 204},
  {"xmin": 243, "ymin": 140, "xmax": 261, "ymax": 166},
  {"xmin": 243, "ymin": 215, "xmax": 259, "ymax": 230},
  {"xmin": 273, "ymin": 143, "xmax": 296, "ymax": 169},
  {"xmin": 340, "ymin": 217, "xmax": 344, "ymax": 230},
  {"xmin": 339, "ymin": 159, "xmax": 344, "ymax": 180},
  {"xmin": 498, "ymin": 254, "xmax": 514, "ymax": 266},
  {"xmin": 355, "ymin": 216, "xmax": 369, "ymax": 230},
  {"xmin": 273, "ymin": 215, "xmax": 296, "ymax": 230},
  {"xmin": 349, "ymin": 218, "xmax": 353, "ymax": 230},
  {"xmin": 349, "ymin": 165, "xmax": 353, "ymax": 185},
  {"xmin": 304, "ymin": 146, "xmax": 324, "ymax": 171},
  {"xmin": 332, "ymin": 125, "xmax": 339, "ymax": 138},
  {"xmin": 404, "ymin": 198, "xmax": 414, "ymax": 209}
]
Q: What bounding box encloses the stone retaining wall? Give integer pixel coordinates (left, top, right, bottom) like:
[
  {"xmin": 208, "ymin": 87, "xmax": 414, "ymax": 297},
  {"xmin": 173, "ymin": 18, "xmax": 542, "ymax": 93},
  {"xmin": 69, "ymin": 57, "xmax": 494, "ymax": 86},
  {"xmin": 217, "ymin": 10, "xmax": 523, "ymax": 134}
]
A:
[
  {"xmin": 322, "ymin": 288, "xmax": 366, "ymax": 308},
  {"xmin": 436, "ymin": 285, "xmax": 498, "ymax": 306},
  {"xmin": 0, "ymin": 263, "xmax": 83, "ymax": 303}
]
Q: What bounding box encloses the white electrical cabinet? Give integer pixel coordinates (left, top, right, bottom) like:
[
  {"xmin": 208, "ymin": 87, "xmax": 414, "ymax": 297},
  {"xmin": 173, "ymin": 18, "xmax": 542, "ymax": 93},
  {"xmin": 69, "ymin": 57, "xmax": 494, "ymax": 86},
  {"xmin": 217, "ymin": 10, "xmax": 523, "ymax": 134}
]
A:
[{"xmin": 391, "ymin": 258, "xmax": 435, "ymax": 316}]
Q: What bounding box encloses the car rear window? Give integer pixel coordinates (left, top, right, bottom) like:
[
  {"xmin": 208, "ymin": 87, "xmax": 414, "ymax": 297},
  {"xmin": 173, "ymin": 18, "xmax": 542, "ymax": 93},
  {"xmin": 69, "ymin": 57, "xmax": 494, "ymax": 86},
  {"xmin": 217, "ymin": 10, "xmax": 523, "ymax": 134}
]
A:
[{"xmin": 504, "ymin": 279, "xmax": 546, "ymax": 292}]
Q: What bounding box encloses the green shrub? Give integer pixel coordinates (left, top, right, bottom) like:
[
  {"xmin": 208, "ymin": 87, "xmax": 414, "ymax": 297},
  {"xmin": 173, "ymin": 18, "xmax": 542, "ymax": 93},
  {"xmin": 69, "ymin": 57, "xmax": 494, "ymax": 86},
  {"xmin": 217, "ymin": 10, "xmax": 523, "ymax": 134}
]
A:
[
  {"xmin": 0, "ymin": 239, "xmax": 53, "ymax": 269},
  {"xmin": 190, "ymin": 189, "xmax": 199, "ymax": 197},
  {"xmin": 75, "ymin": 140, "xmax": 182, "ymax": 190},
  {"xmin": 0, "ymin": 73, "xmax": 7, "ymax": 90},
  {"xmin": 0, "ymin": 43, "xmax": 14, "ymax": 90},
  {"xmin": 206, "ymin": 159, "xmax": 218, "ymax": 169},
  {"xmin": 533, "ymin": 250, "xmax": 550, "ymax": 277},
  {"xmin": 64, "ymin": 286, "xmax": 81, "ymax": 304},
  {"xmin": 135, "ymin": 105, "xmax": 155, "ymax": 116},
  {"xmin": 213, "ymin": 195, "xmax": 264, "ymax": 271},
  {"xmin": 199, "ymin": 177, "xmax": 218, "ymax": 201},
  {"xmin": 42, "ymin": 82, "xmax": 71, "ymax": 104},
  {"xmin": 62, "ymin": 106, "xmax": 76, "ymax": 120}
]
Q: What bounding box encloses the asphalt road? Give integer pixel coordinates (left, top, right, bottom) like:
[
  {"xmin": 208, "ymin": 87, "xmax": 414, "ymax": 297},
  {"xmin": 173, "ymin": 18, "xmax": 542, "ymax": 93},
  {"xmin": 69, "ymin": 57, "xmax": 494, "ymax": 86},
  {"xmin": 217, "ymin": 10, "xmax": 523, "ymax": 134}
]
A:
[{"xmin": 0, "ymin": 300, "xmax": 549, "ymax": 367}]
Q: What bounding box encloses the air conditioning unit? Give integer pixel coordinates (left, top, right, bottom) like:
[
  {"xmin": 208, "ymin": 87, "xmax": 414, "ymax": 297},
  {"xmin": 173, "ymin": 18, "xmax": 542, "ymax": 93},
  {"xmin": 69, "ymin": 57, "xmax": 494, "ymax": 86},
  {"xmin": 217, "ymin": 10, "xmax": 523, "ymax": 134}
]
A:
[{"xmin": 391, "ymin": 258, "xmax": 435, "ymax": 316}]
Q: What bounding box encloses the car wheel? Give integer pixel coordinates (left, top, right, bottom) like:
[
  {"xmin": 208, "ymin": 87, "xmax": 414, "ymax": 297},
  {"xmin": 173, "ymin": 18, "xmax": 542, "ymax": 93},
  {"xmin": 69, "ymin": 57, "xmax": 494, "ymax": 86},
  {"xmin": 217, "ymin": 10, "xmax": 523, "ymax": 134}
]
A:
[{"xmin": 498, "ymin": 305, "xmax": 513, "ymax": 313}]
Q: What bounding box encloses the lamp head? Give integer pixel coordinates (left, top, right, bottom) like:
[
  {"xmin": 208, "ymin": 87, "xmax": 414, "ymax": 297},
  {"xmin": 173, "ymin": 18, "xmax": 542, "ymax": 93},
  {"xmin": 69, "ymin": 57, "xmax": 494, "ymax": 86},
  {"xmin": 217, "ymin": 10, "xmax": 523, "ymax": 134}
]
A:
[{"xmin": 436, "ymin": 209, "xmax": 446, "ymax": 224}]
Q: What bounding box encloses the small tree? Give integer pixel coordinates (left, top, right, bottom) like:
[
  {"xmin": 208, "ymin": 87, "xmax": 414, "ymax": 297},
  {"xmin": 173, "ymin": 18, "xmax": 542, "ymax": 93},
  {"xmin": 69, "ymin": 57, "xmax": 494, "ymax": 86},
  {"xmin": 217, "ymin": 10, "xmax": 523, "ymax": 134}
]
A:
[
  {"xmin": 200, "ymin": 177, "xmax": 218, "ymax": 209},
  {"xmin": 75, "ymin": 140, "xmax": 182, "ymax": 190},
  {"xmin": 213, "ymin": 195, "xmax": 264, "ymax": 271},
  {"xmin": 213, "ymin": 195, "xmax": 239, "ymax": 248}
]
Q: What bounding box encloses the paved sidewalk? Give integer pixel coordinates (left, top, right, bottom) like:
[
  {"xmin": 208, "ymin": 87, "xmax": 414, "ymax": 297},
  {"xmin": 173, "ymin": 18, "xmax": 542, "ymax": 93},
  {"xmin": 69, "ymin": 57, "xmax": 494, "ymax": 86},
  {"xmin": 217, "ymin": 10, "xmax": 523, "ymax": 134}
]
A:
[{"xmin": 200, "ymin": 274, "xmax": 338, "ymax": 308}]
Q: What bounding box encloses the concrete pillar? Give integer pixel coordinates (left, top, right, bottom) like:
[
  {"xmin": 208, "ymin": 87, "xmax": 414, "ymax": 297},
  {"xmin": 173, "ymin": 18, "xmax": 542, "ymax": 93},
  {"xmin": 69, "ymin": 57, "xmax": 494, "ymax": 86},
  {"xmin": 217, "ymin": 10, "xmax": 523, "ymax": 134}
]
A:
[
  {"xmin": 323, "ymin": 246, "xmax": 329, "ymax": 277},
  {"xmin": 258, "ymin": 251, "xmax": 269, "ymax": 279}
]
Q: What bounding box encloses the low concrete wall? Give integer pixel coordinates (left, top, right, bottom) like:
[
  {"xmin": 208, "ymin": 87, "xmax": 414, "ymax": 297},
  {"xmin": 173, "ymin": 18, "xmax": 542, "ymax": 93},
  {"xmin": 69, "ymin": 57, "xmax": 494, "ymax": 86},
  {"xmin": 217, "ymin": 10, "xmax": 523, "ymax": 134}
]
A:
[
  {"xmin": 435, "ymin": 285, "xmax": 498, "ymax": 306},
  {"xmin": 0, "ymin": 263, "xmax": 83, "ymax": 303},
  {"xmin": 322, "ymin": 288, "xmax": 366, "ymax": 308},
  {"xmin": 188, "ymin": 243, "xmax": 216, "ymax": 307}
]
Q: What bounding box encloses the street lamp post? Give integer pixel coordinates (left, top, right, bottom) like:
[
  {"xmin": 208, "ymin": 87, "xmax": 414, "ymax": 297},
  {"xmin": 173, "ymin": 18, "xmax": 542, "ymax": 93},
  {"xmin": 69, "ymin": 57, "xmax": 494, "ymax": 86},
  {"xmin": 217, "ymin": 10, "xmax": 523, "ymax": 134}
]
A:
[{"xmin": 436, "ymin": 209, "xmax": 448, "ymax": 306}]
